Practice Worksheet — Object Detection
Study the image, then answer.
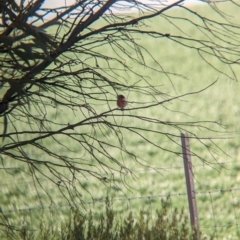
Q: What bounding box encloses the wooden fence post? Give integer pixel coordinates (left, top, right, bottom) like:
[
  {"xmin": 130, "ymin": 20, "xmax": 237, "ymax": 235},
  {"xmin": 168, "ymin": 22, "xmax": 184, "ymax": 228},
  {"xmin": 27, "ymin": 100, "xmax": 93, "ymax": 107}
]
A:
[{"xmin": 181, "ymin": 133, "xmax": 200, "ymax": 234}]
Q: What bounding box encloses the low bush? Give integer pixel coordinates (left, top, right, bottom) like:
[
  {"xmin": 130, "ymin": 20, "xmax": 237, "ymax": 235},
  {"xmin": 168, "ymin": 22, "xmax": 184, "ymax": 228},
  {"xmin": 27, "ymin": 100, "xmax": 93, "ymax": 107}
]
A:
[{"xmin": 2, "ymin": 198, "xmax": 208, "ymax": 240}]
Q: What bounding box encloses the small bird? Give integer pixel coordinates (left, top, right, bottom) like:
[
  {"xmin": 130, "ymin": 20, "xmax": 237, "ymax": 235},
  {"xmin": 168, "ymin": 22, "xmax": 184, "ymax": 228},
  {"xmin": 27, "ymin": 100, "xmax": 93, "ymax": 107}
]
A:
[{"xmin": 117, "ymin": 95, "xmax": 128, "ymax": 109}]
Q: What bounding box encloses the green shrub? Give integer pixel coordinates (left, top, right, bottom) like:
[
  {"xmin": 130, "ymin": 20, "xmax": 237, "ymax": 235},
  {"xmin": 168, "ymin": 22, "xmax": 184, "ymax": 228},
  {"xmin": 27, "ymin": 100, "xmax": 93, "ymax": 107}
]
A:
[{"xmin": 2, "ymin": 198, "xmax": 207, "ymax": 240}]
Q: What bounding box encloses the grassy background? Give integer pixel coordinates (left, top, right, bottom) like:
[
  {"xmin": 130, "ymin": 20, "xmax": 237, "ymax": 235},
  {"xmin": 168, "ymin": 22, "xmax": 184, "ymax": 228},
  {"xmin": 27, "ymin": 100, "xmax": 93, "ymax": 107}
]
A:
[{"xmin": 1, "ymin": 1, "xmax": 240, "ymax": 239}]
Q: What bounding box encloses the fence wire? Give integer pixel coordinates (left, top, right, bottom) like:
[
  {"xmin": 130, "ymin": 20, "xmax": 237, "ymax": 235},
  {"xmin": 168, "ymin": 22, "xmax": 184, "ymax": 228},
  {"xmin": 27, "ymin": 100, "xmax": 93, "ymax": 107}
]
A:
[{"xmin": 1, "ymin": 160, "xmax": 240, "ymax": 239}]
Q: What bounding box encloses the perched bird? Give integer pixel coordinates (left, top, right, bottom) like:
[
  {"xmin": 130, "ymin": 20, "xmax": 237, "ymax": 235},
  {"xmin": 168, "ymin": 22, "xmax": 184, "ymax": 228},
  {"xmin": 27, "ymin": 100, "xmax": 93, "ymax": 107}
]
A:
[{"xmin": 117, "ymin": 95, "xmax": 128, "ymax": 109}]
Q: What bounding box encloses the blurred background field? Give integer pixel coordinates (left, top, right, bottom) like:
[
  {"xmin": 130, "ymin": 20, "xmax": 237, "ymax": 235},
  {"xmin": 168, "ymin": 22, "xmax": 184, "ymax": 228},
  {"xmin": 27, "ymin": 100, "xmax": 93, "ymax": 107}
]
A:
[{"xmin": 1, "ymin": 2, "xmax": 240, "ymax": 239}]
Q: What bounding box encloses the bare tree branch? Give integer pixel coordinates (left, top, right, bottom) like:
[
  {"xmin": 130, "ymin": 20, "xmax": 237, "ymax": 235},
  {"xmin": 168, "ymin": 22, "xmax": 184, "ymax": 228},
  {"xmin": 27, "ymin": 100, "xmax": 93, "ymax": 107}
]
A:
[{"xmin": 0, "ymin": 0, "xmax": 239, "ymax": 218}]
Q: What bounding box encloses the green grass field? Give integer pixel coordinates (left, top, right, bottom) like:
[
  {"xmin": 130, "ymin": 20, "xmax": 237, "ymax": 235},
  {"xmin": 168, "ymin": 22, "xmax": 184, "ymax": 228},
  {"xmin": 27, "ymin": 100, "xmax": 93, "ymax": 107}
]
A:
[{"xmin": 1, "ymin": 2, "xmax": 240, "ymax": 239}]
